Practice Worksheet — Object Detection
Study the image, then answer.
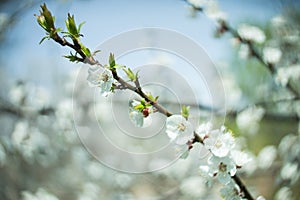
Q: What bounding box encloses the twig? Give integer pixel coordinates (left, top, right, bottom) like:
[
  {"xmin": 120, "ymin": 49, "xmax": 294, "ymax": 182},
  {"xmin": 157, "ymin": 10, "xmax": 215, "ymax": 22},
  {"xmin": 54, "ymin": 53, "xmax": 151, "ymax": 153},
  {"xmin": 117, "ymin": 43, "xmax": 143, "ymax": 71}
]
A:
[
  {"xmin": 182, "ymin": 0, "xmax": 300, "ymax": 98},
  {"xmin": 233, "ymin": 175, "xmax": 253, "ymax": 200}
]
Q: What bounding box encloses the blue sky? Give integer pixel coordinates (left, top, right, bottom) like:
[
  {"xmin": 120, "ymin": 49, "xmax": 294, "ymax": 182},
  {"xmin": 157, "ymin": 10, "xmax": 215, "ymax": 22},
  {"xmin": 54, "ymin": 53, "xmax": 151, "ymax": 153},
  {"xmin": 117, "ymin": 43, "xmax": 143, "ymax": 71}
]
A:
[{"xmin": 0, "ymin": 0, "xmax": 298, "ymax": 93}]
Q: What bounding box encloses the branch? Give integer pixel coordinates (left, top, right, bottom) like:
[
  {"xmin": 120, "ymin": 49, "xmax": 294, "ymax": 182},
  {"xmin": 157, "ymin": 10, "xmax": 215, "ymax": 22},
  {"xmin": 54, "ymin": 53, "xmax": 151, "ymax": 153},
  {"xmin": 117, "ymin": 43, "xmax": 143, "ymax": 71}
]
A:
[
  {"xmin": 182, "ymin": 0, "xmax": 300, "ymax": 98},
  {"xmin": 35, "ymin": 4, "xmax": 254, "ymax": 199},
  {"xmin": 232, "ymin": 175, "xmax": 253, "ymax": 200}
]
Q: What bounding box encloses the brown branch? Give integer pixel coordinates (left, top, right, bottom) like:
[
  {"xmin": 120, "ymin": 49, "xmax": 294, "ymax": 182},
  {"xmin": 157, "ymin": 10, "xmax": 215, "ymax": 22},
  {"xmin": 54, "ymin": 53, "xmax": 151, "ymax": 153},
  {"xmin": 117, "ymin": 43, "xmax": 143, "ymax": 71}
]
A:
[
  {"xmin": 41, "ymin": 9, "xmax": 255, "ymax": 199},
  {"xmin": 233, "ymin": 175, "xmax": 253, "ymax": 200},
  {"xmin": 182, "ymin": 0, "xmax": 300, "ymax": 98}
]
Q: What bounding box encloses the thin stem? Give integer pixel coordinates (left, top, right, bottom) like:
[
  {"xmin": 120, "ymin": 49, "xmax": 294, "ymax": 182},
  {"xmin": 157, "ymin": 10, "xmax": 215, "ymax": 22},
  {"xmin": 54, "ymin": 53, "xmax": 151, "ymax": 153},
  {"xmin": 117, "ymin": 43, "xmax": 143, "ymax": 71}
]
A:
[{"xmin": 233, "ymin": 175, "xmax": 253, "ymax": 200}]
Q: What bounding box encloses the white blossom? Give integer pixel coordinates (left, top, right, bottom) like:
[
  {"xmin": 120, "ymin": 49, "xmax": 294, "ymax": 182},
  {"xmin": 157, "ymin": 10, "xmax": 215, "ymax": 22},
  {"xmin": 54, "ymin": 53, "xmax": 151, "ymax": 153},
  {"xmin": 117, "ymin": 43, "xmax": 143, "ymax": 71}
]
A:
[
  {"xmin": 78, "ymin": 182, "xmax": 101, "ymax": 200},
  {"xmin": 207, "ymin": 155, "xmax": 237, "ymax": 184},
  {"xmin": 0, "ymin": 13, "xmax": 8, "ymax": 30},
  {"xmin": 9, "ymin": 82, "xmax": 27, "ymax": 105},
  {"xmin": 85, "ymin": 161, "xmax": 103, "ymax": 180},
  {"xmin": 87, "ymin": 66, "xmax": 113, "ymax": 97},
  {"xmin": 129, "ymin": 110, "xmax": 144, "ymax": 127},
  {"xmin": 187, "ymin": 0, "xmax": 207, "ymax": 8},
  {"xmin": 199, "ymin": 165, "xmax": 213, "ymax": 187},
  {"xmin": 257, "ymin": 145, "xmax": 277, "ymax": 169},
  {"xmin": 0, "ymin": 143, "xmax": 6, "ymax": 166},
  {"xmin": 203, "ymin": 127, "xmax": 235, "ymax": 157},
  {"xmin": 22, "ymin": 188, "xmax": 59, "ymax": 200},
  {"xmin": 256, "ymin": 196, "xmax": 266, "ymax": 200},
  {"xmin": 263, "ymin": 47, "xmax": 282, "ymax": 64},
  {"xmin": 280, "ymin": 162, "xmax": 299, "ymax": 183},
  {"xmin": 238, "ymin": 44, "xmax": 250, "ymax": 59},
  {"xmin": 236, "ymin": 106, "xmax": 265, "ymax": 135},
  {"xmin": 115, "ymin": 173, "xmax": 133, "ymax": 188},
  {"xmin": 275, "ymin": 64, "xmax": 300, "ymax": 87},
  {"xmin": 11, "ymin": 121, "xmax": 29, "ymax": 147},
  {"xmin": 166, "ymin": 115, "xmax": 194, "ymax": 145},
  {"xmin": 204, "ymin": 0, "xmax": 227, "ymax": 21},
  {"xmin": 275, "ymin": 187, "xmax": 293, "ymax": 200},
  {"xmin": 180, "ymin": 176, "xmax": 206, "ymax": 197},
  {"xmin": 128, "ymin": 100, "xmax": 144, "ymax": 127},
  {"xmin": 174, "ymin": 143, "xmax": 190, "ymax": 159},
  {"xmin": 195, "ymin": 121, "xmax": 212, "ymax": 140},
  {"xmin": 220, "ymin": 180, "xmax": 245, "ymax": 200},
  {"xmin": 271, "ymin": 16, "xmax": 286, "ymax": 27},
  {"xmin": 237, "ymin": 24, "xmax": 266, "ymax": 44},
  {"xmin": 231, "ymin": 150, "xmax": 252, "ymax": 167}
]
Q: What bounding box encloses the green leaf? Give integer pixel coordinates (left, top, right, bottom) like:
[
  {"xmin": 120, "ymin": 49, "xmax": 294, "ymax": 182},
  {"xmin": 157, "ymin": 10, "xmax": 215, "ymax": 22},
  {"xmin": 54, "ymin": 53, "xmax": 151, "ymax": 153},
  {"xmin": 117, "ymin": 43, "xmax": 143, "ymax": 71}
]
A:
[
  {"xmin": 93, "ymin": 49, "xmax": 101, "ymax": 56},
  {"xmin": 39, "ymin": 36, "xmax": 50, "ymax": 44},
  {"xmin": 123, "ymin": 67, "xmax": 136, "ymax": 81},
  {"xmin": 133, "ymin": 104, "xmax": 144, "ymax": 111},
  {"xmin": 40, "ymin": 3, "xmax": 55, "ymax": 31},
  {"xmin": 66, "ymin": 13, "xmax": 79, "ymax": 37},
  {"xmin": 114, "ymin": 64, "xmax": 125, "ymax": 69},
  {"xmin": 78, "ymin": 21, "xmax": 85, "ymax": 33},
  {"xmin": 64, "ymin": 52, "xmax": 81, "ymax": 62},
  {"xmin": 181, "ymin": 105, "xmax": 190, "ymax": 119},
  {"xmin": 109, "ymin": 53, "xmax": 115, "ymax": 68},
  {"xmin": 80, "ymin": 43, "xmax": 91, "ymax": 57}
]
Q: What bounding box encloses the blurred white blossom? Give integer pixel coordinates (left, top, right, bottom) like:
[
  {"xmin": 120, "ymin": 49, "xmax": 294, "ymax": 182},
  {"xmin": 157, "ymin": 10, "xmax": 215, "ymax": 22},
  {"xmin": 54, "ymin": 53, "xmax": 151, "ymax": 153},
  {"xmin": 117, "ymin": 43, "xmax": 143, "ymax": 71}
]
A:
[
  {"xmin": 78, "ymin": 182, "xmax": 101, "ymax": 200},
  {"xmin": 85, "ymin": 161, "xmax": 103, "ymax": 180},
  {"xmin": 187, "ymin": 0, "xmax": 207, "ymax": 8},
  {"xmin": 11, "ymin": 121, "xmax": 29, "ymax": 147},
  {"xmin": 115, "ymin": 173, "xmax": 133, "ymax": 189},
  {"xmin": 263, "ymin": 47, "xmax": 282, "ymax": 64},
  {"xmin": 204, "ymin": 0, "xmax": 227, "ymax": 21},
  {"xmin": 0, "ymin": 13, "xmax": 8, "ymax": 30},
  {"xmin": 237, "ymin": 24, "xmax": 266, "ymax": 44},
  {"xmin": 180, "ymin": 176, "xmax": 206, "ymax": 197},
  {"xmin": 256, "ymin": 196, "xmax": 266, "ymax": 200},
  {"xmin": 275, "ymin": 187, "xmax": 293, "ymax": 200},
  {"xmin": 257, "ymin": 145, "xmax": 277, "ymax": 169},
  {"xmin": 236, "ymin": 106, "xmax": 265, "ymax": 135},
  {"xmin": 238, "ymin": 44, "xmax": 250, "ymax": 59},
  {"xmin": 280, "ymin": 162, "xmax": 299, "ymax": 184},
  {"xmin": 0, "ymin": 143, "xmax": 6, "ymax": 166},
  {"xmin": 22, "ymin": 188, "xmax": 59, "ymax": 200},
  {"xmin": 271, "ymin": 15, "xmax": 286, "ymax": 27},
  {"xmin": 9, "ymin": 82, "xmax": 27, "ymax": 105},
  {"xmin": 275, "ymin": 64, "xmax": 300, "ymax": 87}
]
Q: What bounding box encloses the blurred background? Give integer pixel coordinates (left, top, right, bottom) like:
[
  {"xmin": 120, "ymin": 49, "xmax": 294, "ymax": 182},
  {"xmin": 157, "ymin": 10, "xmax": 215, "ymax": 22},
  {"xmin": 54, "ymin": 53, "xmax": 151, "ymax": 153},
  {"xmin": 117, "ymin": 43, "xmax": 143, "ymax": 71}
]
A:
[{"xmin": 0, "ymin": 0, "xmax": 300, "ymax": 199}]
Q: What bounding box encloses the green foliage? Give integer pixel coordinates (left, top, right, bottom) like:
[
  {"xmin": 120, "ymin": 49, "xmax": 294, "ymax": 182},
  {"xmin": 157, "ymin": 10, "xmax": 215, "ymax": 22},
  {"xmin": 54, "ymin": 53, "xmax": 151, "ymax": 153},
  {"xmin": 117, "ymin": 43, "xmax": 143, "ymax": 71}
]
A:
[
  {"xmin": 123, "ymin": 67, "xmax": 137, "ymax": 81},
  {"xmin": 35, "ymin": 3, "xmax": 61, "ymax": 43},
  {"xmin": 64, "ymin": 52, "xmax": 82, "ymax": 63},
  {"xmin": 79, "ymin": 43, "xmax": 91, "ymax": 57},
  {"xmin": 109, "ymin": 53, "xmax": 116, "ymax": 68},
  {"xmin": 181, "ymin": 105, "xmax": 190, "ymax": 119},
  {"xmin": 147, "ymin": 93, "xmax": 159, "ymax": 102}
]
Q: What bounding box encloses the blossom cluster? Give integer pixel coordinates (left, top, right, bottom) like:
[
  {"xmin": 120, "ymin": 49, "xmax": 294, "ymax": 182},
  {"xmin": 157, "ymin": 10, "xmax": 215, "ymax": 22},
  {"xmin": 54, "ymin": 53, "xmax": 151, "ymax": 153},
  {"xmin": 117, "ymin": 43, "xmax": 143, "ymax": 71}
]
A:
[{"xmin": 164, "ymin": 113, "xmax": 258, "ymax": 199}]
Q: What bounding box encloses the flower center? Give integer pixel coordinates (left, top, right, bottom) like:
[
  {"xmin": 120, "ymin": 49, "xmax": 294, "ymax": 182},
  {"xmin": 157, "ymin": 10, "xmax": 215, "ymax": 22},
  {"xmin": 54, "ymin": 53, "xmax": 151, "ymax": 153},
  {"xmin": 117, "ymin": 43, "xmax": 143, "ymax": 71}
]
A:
[
  {"xmin": 215, "ymin": 139, "xmax": 223, "ymax": 148},
  {"xmin": 100, "ymin": 73, "xmax": 109, "ymax": 82},
  {"xmin": 178, "ymin": 122, "xmax": 186, "ymax": 132},
  {"xmin": 219, "ymin": 162, "xmax": 227, "ymax": 172}
]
